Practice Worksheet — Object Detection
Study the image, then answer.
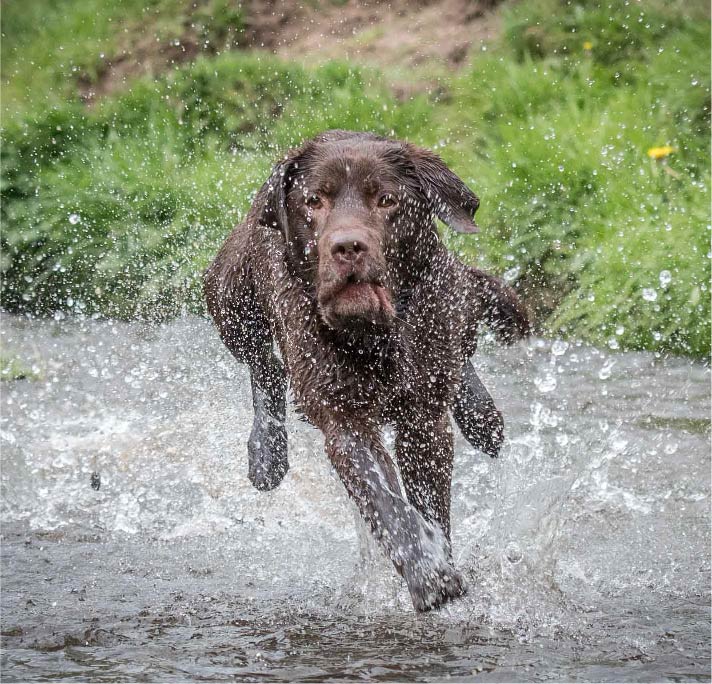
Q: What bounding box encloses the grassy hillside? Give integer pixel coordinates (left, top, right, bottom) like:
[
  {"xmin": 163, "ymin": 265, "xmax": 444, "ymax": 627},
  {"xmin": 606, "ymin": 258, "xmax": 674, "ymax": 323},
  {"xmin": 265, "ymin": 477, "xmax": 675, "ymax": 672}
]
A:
[{"xmin": 1, "ymin": 0, "xmax": 709, "ymax": 356}]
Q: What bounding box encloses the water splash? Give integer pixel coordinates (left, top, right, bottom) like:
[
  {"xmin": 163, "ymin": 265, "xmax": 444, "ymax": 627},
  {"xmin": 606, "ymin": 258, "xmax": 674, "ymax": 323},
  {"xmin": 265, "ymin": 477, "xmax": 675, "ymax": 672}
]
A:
[{"xmin": 1, "ymin": 316, "xmax": 709, "ymax": 679}]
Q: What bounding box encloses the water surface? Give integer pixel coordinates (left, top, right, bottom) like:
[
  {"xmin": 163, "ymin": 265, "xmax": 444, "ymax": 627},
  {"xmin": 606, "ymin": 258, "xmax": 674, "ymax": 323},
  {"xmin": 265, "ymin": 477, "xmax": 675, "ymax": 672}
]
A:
[{"xmin": 1, "ymin": 315, "xmax": 709, "ymax": 681}]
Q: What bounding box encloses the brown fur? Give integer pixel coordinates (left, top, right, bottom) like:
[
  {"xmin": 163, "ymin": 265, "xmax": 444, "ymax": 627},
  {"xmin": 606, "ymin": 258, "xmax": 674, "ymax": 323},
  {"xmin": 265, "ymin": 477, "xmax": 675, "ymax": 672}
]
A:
[{"xmin": 205, "ymin": 130, "xmax": 529, "ymax": 611}]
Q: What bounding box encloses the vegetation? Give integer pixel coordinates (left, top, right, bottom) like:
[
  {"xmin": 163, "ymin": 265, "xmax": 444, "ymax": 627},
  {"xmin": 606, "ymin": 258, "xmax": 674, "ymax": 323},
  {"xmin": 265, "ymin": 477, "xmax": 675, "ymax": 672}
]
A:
[
  {"xmin": 444, "ymin": 0, "xmax": 711, "ymax": 356},
  {"xmin": 1, "ymin": 0, "xmax": 709, "ymax": 356},
  {"xmin": 0, "ymin": 349, "xmax": 41, "ymax": 381}
]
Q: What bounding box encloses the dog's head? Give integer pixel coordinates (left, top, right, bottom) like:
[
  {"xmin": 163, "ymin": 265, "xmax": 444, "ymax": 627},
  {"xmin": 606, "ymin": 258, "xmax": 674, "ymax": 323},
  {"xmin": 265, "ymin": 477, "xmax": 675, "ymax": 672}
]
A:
[{"xmin": 259, "ymin": 130, "xmax": 480, "ymax": 333}]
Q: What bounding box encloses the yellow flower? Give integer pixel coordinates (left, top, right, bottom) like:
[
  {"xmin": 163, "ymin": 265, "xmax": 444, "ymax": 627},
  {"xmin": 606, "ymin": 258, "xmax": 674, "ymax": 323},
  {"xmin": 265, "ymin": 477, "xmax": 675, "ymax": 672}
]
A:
[
  {"xmin": 583, "ymin": 41, "xmax": 593, "ymax": 51},
  {"xmin": 647, "ymin": 145, "xmax": 675, "ymax": 160}
]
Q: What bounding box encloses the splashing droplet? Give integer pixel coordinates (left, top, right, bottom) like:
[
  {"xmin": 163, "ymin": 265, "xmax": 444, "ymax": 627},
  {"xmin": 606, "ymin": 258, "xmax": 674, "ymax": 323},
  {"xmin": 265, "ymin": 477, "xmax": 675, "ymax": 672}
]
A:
[
  {"xmin": 598, "ymin": 359, "xmax": 616, "ymax": 380},
  {"xmin": 535, "ymin": 373, "xmax": 557, "ymax": 393},
  {"xmin": 551, "ymin": 339, "xmax": 569, "ymax": 356},
  {"xmin": 505, "ymin": 541, "xmax": 523, "ymax": 564}
]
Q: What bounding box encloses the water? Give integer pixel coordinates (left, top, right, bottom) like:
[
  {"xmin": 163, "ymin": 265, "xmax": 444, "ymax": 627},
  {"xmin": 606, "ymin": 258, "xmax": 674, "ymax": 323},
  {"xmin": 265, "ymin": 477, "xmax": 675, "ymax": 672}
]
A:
[{"xmin": 1, "ymin": 315, "xmax": 709, "ymax": 682}]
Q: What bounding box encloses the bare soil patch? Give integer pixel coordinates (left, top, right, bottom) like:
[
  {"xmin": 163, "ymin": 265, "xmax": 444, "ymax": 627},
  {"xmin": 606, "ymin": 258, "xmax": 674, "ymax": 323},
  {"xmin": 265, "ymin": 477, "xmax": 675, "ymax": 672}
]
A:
[
  {"xmin": 79, "ymin": 0, "xmax": 503, "ymax": 103},
  {"xmin": 267, "ymin": 0, "xmax": 502, "ymax": 71}
]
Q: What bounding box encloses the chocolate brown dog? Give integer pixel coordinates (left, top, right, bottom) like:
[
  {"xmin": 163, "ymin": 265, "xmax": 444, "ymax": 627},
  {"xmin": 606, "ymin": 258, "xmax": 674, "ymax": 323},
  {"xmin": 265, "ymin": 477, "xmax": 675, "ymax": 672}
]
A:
[{"xmin": 205, "ymin": 130, "xmax": 529, "ymax": 611}]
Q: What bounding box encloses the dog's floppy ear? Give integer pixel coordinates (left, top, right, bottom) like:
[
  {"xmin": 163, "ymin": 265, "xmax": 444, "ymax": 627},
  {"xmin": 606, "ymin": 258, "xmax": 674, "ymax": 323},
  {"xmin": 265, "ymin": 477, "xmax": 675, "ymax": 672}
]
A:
[
  {"xmin": 260, "ymin": 133, "xmax": 369, "ymax": 231},
  {"xmin": 404, "ymin": 144, "xmax": 480, "ymax": 233},
  {"xmin": 259, "ymin": 158, "xmax": 293, "ymax": 236},
  {"xmin": 258, "ymin": 141, "xmax": 313, "ymax": 239}
]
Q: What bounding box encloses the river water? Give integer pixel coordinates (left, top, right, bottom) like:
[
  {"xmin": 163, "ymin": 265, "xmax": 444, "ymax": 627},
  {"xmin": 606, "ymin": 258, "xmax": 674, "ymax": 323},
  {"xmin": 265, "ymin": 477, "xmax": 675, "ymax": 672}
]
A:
[{"xmin": 1, "ymin": 315, "xmax": 709, "ymax": 682}]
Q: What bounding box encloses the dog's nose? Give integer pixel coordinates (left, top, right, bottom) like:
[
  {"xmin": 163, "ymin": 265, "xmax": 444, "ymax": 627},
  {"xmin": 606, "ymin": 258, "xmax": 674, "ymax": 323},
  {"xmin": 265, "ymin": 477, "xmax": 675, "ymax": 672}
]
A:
[{"xmin": 329, "ymin": 232, "xmax": 369, "ymax": 262}]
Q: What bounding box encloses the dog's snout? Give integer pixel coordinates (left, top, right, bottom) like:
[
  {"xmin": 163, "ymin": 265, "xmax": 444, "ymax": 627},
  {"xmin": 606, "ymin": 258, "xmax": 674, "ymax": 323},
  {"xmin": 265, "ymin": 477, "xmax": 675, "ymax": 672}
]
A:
[{"xmin": 329, "ymin": 232, "xmax": 369, "ymax": 263}]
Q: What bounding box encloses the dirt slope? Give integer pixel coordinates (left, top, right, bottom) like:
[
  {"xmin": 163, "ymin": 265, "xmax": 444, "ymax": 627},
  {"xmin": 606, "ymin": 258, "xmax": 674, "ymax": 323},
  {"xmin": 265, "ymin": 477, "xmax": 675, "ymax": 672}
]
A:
[
  {"xmin": 250, "ymin": 0, "xmax": 502, "ymax": 69},
  {"xmin": 81, "ymin": 0, "xmax": 503, "ymax": 101}
]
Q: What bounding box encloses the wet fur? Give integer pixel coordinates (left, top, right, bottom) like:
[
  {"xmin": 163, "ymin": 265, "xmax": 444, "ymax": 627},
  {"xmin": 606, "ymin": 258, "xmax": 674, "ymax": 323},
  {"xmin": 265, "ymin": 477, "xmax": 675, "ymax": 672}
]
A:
[{"xmin": 204, "ymin": 130, "xmax": 529, "ymax": 611}]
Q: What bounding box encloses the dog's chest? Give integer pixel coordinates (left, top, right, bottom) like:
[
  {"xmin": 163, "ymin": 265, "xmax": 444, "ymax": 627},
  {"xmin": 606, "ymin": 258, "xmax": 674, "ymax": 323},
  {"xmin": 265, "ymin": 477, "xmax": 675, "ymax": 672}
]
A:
[
  {"xmin": 285, "ymin": 302, "xmax": 464, "ymax": 426},
  {"xmin": 266, "ymin": 242, "xmax": 470, "ymax": 425},
  {"xmin": 284, "ymin": 332, "xmax": 409, "ymax": 422}
]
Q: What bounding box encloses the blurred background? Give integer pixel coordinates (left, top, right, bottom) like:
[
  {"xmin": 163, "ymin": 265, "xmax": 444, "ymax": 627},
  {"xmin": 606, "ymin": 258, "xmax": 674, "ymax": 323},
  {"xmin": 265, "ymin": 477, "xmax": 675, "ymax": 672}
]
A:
[{"xmin": 1, "ymin": 0, "xmax": 710, "ymax": 357}]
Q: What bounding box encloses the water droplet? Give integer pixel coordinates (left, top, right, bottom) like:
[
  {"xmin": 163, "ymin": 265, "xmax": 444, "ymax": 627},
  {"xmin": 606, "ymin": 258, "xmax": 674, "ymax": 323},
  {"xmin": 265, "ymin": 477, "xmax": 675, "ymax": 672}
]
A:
[
  {"xmin": 642, "ymin": 288, "xmax": 658, "ymax": 302},
  {"xmin": 68, "ymin": 213, "xmax": 80, "ymax": 225},
  {"xmin": 503, "ymin": 265, "xmax": 520, "ymax": 282},
  {"xmin": 534, "ymin": 373, "xmax": 557, "ymax": 393},
  {"xmin": 659, "ymin": 270, "xmax": 672, "ymax": 288},
  {"xmin": 598, "ymin": 359, "xmax": 616, "ymax": 380},
  {"xmin": 551, "ymin": 339, "xmax": 569, "ymax": 356},
  {"xmin": 504, "ymin": 541, "xmax": 523, "ymax": 564}
]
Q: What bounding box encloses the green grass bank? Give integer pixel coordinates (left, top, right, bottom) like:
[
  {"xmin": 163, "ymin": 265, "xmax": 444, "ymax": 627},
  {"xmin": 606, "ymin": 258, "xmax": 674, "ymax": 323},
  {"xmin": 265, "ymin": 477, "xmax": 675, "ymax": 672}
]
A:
[{"xmin": 2, "ymin": 0, "xmax": 710, "ymax": 356}]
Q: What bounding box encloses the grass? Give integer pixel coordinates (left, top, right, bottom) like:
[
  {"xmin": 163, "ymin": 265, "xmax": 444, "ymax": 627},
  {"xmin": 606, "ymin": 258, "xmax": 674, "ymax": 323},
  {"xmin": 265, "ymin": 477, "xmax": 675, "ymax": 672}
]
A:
[
  {"xmin": 1, "ymin": 0, "xmax": 243, "ymax": 115},
  {"xmin": 1, "ymin": 0, "xmax": 709, "ymax": 356},
  {"xmin": 437, "ymin": 0, "xmax": 711, "ymax": 356},
  {"xmin": 1, "ymin": 54, "xmax": 430, "ymax": 318},
  {"xmin": 0, "ymin": 349, "xmax": 41, "ymax": 381}
]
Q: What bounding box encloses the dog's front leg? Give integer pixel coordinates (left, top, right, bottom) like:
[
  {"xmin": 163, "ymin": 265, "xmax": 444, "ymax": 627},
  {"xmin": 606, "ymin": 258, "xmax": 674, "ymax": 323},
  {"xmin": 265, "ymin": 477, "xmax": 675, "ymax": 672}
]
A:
[
  {"xmin": 324, "ymin": 423, "xmax": 466, "ymax": 612},
  {"xmin": 396, "ymin": 412, "xmax": 454, "ymax": 541},
  {"xmin": 247, "ymin": 348, "xmax": 288, "ymax": 491},
  {"xmin": 452, "ymin": 359, "xmax": 504, "ymax": 458}
]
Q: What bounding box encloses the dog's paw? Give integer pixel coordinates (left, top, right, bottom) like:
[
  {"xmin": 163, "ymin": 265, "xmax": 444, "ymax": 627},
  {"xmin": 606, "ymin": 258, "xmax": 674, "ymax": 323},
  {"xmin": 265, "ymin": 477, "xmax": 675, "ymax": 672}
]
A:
[
  {"xmin": 456, "ymin": 403, "xmax": 504, "ymax": 458},
  {"xmin": 476, "ymin": 405, "xmax": 504, "ymax": 458},
  {"xmin": 405, "ymin": 559, "xmax": 467, "ymax": 612},
  {"xmin": 247, "ymin": 415, "xmax": 288, "ymax": 491}
]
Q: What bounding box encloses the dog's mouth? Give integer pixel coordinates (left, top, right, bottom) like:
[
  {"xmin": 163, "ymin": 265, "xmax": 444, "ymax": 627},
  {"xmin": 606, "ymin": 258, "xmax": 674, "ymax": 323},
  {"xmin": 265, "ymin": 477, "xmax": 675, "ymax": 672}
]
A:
[{"xmin": 317, "ymin": 278, "xmax": 395, "ymax": 330}]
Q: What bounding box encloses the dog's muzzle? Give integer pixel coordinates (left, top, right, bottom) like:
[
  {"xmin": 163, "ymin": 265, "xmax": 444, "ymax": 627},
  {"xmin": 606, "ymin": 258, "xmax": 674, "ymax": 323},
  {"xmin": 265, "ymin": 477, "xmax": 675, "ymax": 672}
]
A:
[{"xmin": 316, "ymin": 229, "xmax": 395, "ymax": 330}]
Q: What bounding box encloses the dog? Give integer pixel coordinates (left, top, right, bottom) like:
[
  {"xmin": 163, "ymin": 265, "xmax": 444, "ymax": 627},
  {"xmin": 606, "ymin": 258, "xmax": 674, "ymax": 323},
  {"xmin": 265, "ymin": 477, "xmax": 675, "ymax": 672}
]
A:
[{"xmin": 204, "ymin": 130, "xmax": 529, "ymax": 611}]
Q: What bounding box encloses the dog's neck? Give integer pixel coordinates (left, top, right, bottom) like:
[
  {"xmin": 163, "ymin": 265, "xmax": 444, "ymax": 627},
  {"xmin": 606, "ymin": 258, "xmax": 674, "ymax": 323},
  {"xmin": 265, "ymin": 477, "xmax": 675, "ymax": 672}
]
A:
[{"xmin": 319, "ymin": 319, "xmax": 403, "ymax": 358}]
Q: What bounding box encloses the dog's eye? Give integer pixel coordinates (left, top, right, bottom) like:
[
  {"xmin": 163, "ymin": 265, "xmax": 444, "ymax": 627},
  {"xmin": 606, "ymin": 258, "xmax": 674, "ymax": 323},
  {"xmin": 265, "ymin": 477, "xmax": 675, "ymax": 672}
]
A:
[
  {"xmin": 378, "ymin": 194, "xmax": 397, "ymax": 208},
  {"xmin": 306, "ymin": 194, "xmax": 323, "ymax": 209}
]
